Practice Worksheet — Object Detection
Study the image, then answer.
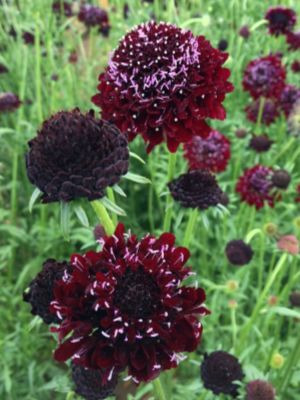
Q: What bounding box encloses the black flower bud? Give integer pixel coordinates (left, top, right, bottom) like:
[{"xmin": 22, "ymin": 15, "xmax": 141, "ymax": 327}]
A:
[
  {"xmin": 271, "ymin": 169, "xmax": 291, "ymax": 189},
  {"xmin": 225, "ymin": 240, "xmax": 253, "ymax": 266}
]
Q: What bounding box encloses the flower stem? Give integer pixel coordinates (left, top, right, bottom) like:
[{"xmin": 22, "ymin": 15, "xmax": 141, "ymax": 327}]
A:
[
  {"xmin": 183, "ymin": 208, "xmax": 198, "ymax": 247},
  {"xmin": 255, "ymin": 96, "xmax": 265, "ymax": 134},
  {"xmin": 236, "ymin": 253, "xmax": 288, "ymax": 355},
  {"xmin": 91, "ymin": 200, "xmax": 115, "ymax": 235},
  {"xmin": 279, "ymin": 334, "xmax": 300, "ymax": 396},
  {"xmin": 163, "ymin": 152, "xmax": 177, "ymax": 232},
  {"xmin": 106, "ymin": 187, "xmax": 118, "ymax": 226},
  {"xmin": 152, "ymin": 377, "xmax": 167, "ymax": 400}
]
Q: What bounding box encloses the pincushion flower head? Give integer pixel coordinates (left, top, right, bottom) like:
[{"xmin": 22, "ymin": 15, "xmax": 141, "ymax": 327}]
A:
[
  {"xmin": 50, "ymin": 224, "xmax": 209, "ymax": 383},
  {"xmin": 265, "ymin": 7, "xmax": 296, "ymax": 36},
  {"xmin": 168, "ymin": 170, "xmax": 223, "ymax": 209},
  {"xmin": 183, "ymin": 130, "xmax": 230, "ymax": 173},
  {"xmin": 242, "ymin": 55, "xmax": 286, "ymax": 99},
  {"xmin": 236, "ymin": 165, "xmax": 282, "ymax": 209},
  {"xmin": 246, "ymin": 379, "xmax": 275, "ymax": 400},
  {"xmin": 92, "ymin": 21, "xmax": 234, "ymax": 153},
  {"xmin": 279, "ymin": 84, "xmax": 300, "ymax": 117},
  {"xmin": 25, "ymin": 109, "xmax": 129, "ymax": 203},
  {"xmin": 78, "ymin": 4, "xmax": 110, "ymax": 36},
  {"xmin": 286, "ymin": 31, "xmax": 300, "ymax": 51},
  {"xmin": 0, "ymin": 92, "xmax": 21, "ymax": 112},
  {"xmin": 245, "ymin": 99, "xmax": 279, "ymax": 126}
]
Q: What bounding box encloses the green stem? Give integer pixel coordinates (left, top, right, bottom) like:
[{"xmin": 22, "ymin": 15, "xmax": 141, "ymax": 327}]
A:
[
  {"xmin": 231, "ymin": 307, "xmax": 237, "ymax": 352},
  {"xmin": 255, "ymin": 97, "xmax": 265, "ymax": 134},
  {"xmin": 273, "ymin": 137, "xmax": 295, "ymax": 163},
  {"xmin": 237, "ymin": 253, "xmax": 288, "ymax": 355},
  {"xmin": 163, "ymin": 152, "xmax": 177, "ymax": 232},
  {"xmin": 152, "ymin": 377, "xmax": 167, "ymax": 400},
  {"xmin": 91, "ymin": 200, "xmax": 115, "ymax": 235},
  {"xmin": 106, "ymin": 187, "xmax": 118, "ymax": 226},
  {"xmin": 183, "ymin": 208, "xmax": 198, "ymax": 247},
  {"xmin": 279, "ymin": 334, "xmax": 300, "ymax": 395}
]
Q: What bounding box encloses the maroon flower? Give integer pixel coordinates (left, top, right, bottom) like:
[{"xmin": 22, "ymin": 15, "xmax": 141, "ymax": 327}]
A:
[
  {"xmin": 92, "ymin": 21, "xmax": 233, "ymax": 153},
  {"xmin": 168, "ymin": 170, "xmax": 223, "ymax": 209},
  {"xmin": 25, "ymin": 109, "xmax": 129, "ymax": 203},
  {"xmin": 246, "ymin": 379, "xmax": 275, "ymax": 400},
  {"xmin": 235, "ymin": 128, "xmax": 248, "ymax": 138},
  {"xmin": 183, "ymin": 130, "xmax": 230, "ymax": 173},
  {"xmin": 249, "ymin": 134, "xmax": 273, "ymax": 153},
  {"xmin": 52, "ymin": 1, "xmax": 73, "ymax": 17},
  {"xmin": 286, "ymin": 31, "xmax": 300, "ymax": 51},
  {"xmin": 265, "ymin": 7, "xmax": 296, "ymax": 36},
  {"xmin": 239, "ymin": 25, "xmax": 250, "ymax": 39},
  {"xmin": 78, "ymin": 4, "xmax": 110, "ymax": 36},
  {"xmin": 245, "ymin": 98, "xmax": 279, "ymax": 126},
  {"xmin": 200, "ymin": 351, "xmax": 244, "ymax": 397},
  {"xmin": 236, "ymin": 165, "xmax": 278, "ymax": 209},
  {"xmin": 22, "ymin": 31, "xmax": 35, "ymax": 45},
  {"xmin": 50, "ymin": 224, "xmax": 209, "ymax": 383},
  {"xmin": 242, "ymin": 55, "xmax": 286, "ymax": 99},
  {"xmin": 279, "ymin": 84, "xmax": 300, "ymax": 117},
  {"xmin": 225, "ymin": 240, "xmax": 253, "ymax": 266},
  {"xmin": 291, "ymin": 60, "xmax": 300, "ymax": 73},
  {"xmin": 23, "ymin": 259, "xmax": 71, "ymax": 324},
  {"xmin": 0, "ymin": 92, "xmax": 21, "ymax": 112},
  {"xmin": 72, "ymin": 363, "xmax": 118, "ymax": 399}
]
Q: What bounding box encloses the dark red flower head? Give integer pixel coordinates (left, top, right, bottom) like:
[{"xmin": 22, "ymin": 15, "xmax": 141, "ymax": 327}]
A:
[
  {"xmin": 168, "ymin": 170, "xmax": 223, "ymax": 209},
  {"xmin": 243, "ymin": 55, "xmax": 286, "ymax": 99},
  {"xmin": 279, "ymin": 84, "xmax": 300, "ymax": 117},
  {"xmin": 236, "ymin": 165, "xmax": 278, "ymax": 209},
  {"xmin": 23, "ymin": 259, "xmax": 70, "ymax": 324},
  {"xmin": 72, "ymin": 363, "xmax": 118, "ymax": 400},
  {"xmin": 291, "ymin": 60, "xmax": 300, "ymax": 73},
  {"xmin": 225, "ymin": 240, "xmax": 253, "ymax": 266},
  {"xmin": 183, "ymin": 130, "xmax": 230, "ymax": 173},
  {"xmin": 249, "ymin": 134, "xmax": 273, "ymax": 153},
  {"xmin": 246, "ymin": 379, "xmax": 276, "ymax": 400},
  {"xmin": 0, "ymin": 92, "xmax": 21, "ymax": 112},
  {"xmin": 200, "ymin": 351, "xmax": 244, "ymax": 397},
  {"xmin": 265, "ymin": 7, "xmax": 296, "ymax": 36},
  {"xmin": 22, "ymin": 31, "xmax": 35, "ymax": 45},
  {"xmin": 52, "ymin": 1, "xmax": 73, "ymax": 17},
  {"xmin": 25, "ymin": 109, "xmax": 129, "ymax": 203},
  {"xmin": 239, "ymin": 25, "xmax": 250, "ymax": 39},
  {"xmin": 78, "ymin": 4, "xmax": 110, "ymax": 35},
  {"xmin": 92, "ymin": 21, "xmax": 233, "ymax": 153},
  {"xmin": 245, "ymin": 99, "xmax": 279, "ymax": 126},
  {"xmin": 50, "ymin": 224, "xmax": 209, "ymax": 383},
  {"xmin": 286, "ymin": 31, "xmax": 300, "ymax": 51}
]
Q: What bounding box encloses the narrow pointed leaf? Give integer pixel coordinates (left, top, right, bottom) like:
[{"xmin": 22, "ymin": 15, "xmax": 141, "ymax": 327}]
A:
[
  {"xmin": 74, "ymin": 205, "xmax": 89, "ymax": 227},
  {"xmin": 60, "ymin": 201, "xmax": 70, "ymax": 240},
  {"xmin": 113, "ymin": 184, "xmax": 127, "ymax": 197},
  {"xmin": 101, "ymin": 197, "xmax": 126, "ymax": 216},
  {"xmin": 29, "ymin": 188, "xmax": 42, "ymax": 213},
  {"xmin": 124, "ymin": 172, "xmax": 151, "ymax": 184},
  {"xmin": 129, "ymin": 151, "xmax": 145, "ymax": 164}
]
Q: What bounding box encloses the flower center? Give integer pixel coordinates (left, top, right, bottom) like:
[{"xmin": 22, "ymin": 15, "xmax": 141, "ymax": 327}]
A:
[
  {"xmin": 271, "ymin": 12, "xmax": 289, "ymax": 25},
  {"xmin": 113, "ymin": 267, "xmax": 160, "ymax": 319},
  {"xmin": 249, "ymin": 169, "xmax": 272, "ymax": 195}
]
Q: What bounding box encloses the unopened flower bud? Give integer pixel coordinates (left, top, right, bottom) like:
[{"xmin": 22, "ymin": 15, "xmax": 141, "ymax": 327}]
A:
[{"xmin": 270, "ymin": 352, "xmax": 284, "ymax": 369}]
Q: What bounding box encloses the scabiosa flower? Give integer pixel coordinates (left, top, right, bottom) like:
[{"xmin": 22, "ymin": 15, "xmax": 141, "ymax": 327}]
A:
[
  {"xmin": 279, "ymin": 84, "xmax": 300, "ymax": 117},
  {"xmin": 271, "ymin": 169, "xmax": 291, "ymax": 189},
  {"xmin": 246, "ymin": 380, "xmax": 275, "ymax": 400},
  {"xmin": 289, "ymin": 291, "xmax": 300, "ymax": 307},
  {"xmin": 218, "ymin": 39, "xmax": 228, "ymax": 51},
  {"xmin": 183, "ymin": 130, "xmax": 230, "ymax": 173},
  {"xmin": 200, "ymin": 351, "xmax": 244, "ymax": 397},
  {"xmin": 249, "ymin": 134, "xmax": 273, "ymax": 153},
  {"xmin": 78, "ymin": 4, "xmax": 110, "ymax": 36},
  {"xmin": 286, "ymin": 31, "xmax": 300, "ymax": 51},
  {"xmin": 50, "ymin": 224, "xmax": 209, "ymax": 383},
  {"xmin": 245, "ymin": 99, "xmax": 279, "ymax": 125},
  {"xmin": 72, "ymin": 363, "xmax": 118, "ymax": 400},
  {"xmin": 0, "ymin": 63, "xmax": 8, "ymax": 73},
  {"xmin": 236, "ymin": 165, "xmax": 278, "ymax": 209},
  {"xmin": 52, "ymin": 1, "xmax": 73, "ymax": 17},
  {"xmin": 239, "ymin": 25, "xmax": 250, "ymax": 39},
  {"xmin": 291, "ymin": 60, "xmax": 300, "ymax": 73},
  {"xmin": 22, "ymin": 31, "xmax": 35, "ymax": 45},
  {"xmin": 225, "ymin": 240, "xmax": 253, "ymax": 266},
  {"xmin": 243, "ymin": 55, "xmax": 286, "ymax": 99},
  {"xmin": 92, "ymin": 21, "xmax": 233, "ymax": 153},
  {"xmin": 277, "ymin": 235, "xmax": 299, "ymax": 255},
  {"xmin": 23, "ymin": 259, "xmax": 70, "ymax": 324},
  {"xmin": 25, "ymin": 109, "xmax": 129, "ymax": 203},
  {"xmin": 265, "ymin": 7, "xmax": 296, "ymax": 36},
  {"xmin": 235, "ymin": 128, "xmax": 248, "ymax": 138},
  {"xmin": 0, "ymin": 92, "xmax": 21, "ymax": 112},
  {"xmin": 168, "ymin": 170, "xmax": 223, "ymax": 209}
]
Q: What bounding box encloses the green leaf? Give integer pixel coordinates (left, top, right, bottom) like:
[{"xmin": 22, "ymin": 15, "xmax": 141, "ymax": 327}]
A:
[
  {"xmin": 268, "ymin": 306, "xmax": 300, "ymax": 320},
  {"xmin": 129, "ymin": 151, "xmax": 145, "ymax": 164},
  {"xmin": 124, "ymin": 172, "xmax": 151, "ymax": 184},
  {"xmin": 28, "ymin": 188, "xmax": 42, "ymax": 213},
  {"xmin": 60, "ymin": 202, "xmax": 70, "ymax": 240},
  {"xmin": 73, "ymin": 205, "xmax": 89, "ymax": 227},
  {"xmin": 113, "ymin": 184, "xmax": 127, "ymax": 197},
  {"xmin": 101, "ymin": 197, "xmax": 126, "ymax": 216}
]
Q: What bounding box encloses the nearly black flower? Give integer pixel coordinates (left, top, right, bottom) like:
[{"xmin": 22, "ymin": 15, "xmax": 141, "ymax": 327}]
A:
[
  {"xmin": 92, "ymin": 21, "xmax": 233, "ymax": 153},
  {"xmin": 50, "ymin": 224, "xmax": 209, "ymax": 383},
  {"xmin": 0, "ymin": 63, "xmax": 8, "ymax": 73},
  {"xmin": 265, "ymin": 7, "xmax": 296, "ymax": 36},
  {"xmin": 218, "ymin": 39, "xmax": 228, "ymax": 51},
  {"xmin": 0, "ymin": 92, "xmax": 21, "ymax": 112},
  {"xmin": 239, "ymin": 25, "xmax": 250, "ymax": 39},
  {"xmin": 246, "ymin": 379, "xmax": 276, "ymax": 400},
  {"xmin": 271, "ymin": 169, "xmax": 291, "ymax": 189},
  {"xmin": 243, "ymin": 55, "xmax": 286, "ymax": 99},
  {"xmin": 23, "ymin": 259, "xmax": 70, "ymax": 324},
  {"xmin": 289, "ymin": 291, "xmax": 300, "ymax": 307},
  {"xmin": 168, "ymin": 170, "xmax": 223, "ymax": 209},
  {"xmin": 72, "ymin": 363, "xmax": 118, "ymax": 400},
  {"xmin": 25, "ymin": 109, "xmax": 129, "ymax": 203},
  {"xmin": 291, "ymin": 60, "xmax": 300, "ymax": 73},
  {"xmin": 249, "ymin": 134, "xmax": 273, "ymax": 153},
  {"xmin": 225, "ymin": 240, "xmax": 253, "ymax": 266},
  {"xmin": 200, "ymin": 351, "xmax": 244, "ymax": 397},
  {"xmin": 78, "ymin": 4, "xmax": 110, "ymax": 36}
]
